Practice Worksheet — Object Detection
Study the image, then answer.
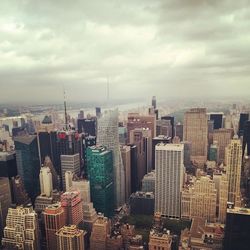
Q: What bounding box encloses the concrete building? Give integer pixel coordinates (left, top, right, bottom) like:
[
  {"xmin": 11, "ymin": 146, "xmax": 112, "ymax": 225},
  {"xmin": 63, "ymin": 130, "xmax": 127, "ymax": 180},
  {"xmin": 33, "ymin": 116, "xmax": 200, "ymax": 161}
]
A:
[
  {"xmin": 225, "ymin": 137, "xmax": 242, "ymax": 206},
  {"xmin": 181, "ymin": 176, "xmax": 217, "ymax": 222},
  {"xmin": 183, "ymin": 108, "xmax": 208, "ymax": 166},
  {"xmin": 155, "ymin": 143, "xmax": 184, "ymax": 218},
  {"xmin": 60, "ymin": 154, "xmax": 80, "ymax": 191},
  {"xmin": 2, "ymin": 205, "xmax": 39, "ymax": 250},
  {"xmin": 43, "ymin": 203, "xmax": 66, "ymax": 250},
  {"xmin": 90, "ymin": 214, "xmax": 111, "ymax": 250},
  {"xmin": 56, "ymin": 225, "xmax": 85, "ymax": 250},
  {"xmin": 97, "ymin": 110, "xmax": 125, "ymax": 207},
  {"xmin": 213, "ymin": 128, "xmax": 233, "ymax": 163},
  {"xmin": 141, "ymin": 170, "xmax": 155, "ymax": 193},
  {"xmin": 121, "ymin": 145, "xmax": 131, "ymax": 202}
]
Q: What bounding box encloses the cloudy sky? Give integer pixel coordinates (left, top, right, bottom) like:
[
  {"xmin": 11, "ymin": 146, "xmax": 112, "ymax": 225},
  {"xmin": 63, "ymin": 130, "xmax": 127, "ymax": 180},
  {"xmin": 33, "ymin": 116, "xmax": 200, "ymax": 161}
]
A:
[{"xmin": 0, "ymin": 0, "xmax": 250, "ymax": 104}]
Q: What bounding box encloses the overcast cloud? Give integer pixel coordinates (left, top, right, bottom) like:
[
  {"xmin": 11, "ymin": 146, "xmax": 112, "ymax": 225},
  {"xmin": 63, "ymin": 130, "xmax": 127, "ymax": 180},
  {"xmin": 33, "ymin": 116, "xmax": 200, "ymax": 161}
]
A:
[{"xmin": 0, "ymin": 0, "xmax": 250, "ymax": 103}]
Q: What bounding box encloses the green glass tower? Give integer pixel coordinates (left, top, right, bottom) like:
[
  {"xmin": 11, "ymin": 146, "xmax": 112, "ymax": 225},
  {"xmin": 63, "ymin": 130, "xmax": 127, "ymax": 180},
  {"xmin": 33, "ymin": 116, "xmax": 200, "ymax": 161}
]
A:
[{"xmin": 86, "ymin": 145, "xmax": 114, "ymax": 217}]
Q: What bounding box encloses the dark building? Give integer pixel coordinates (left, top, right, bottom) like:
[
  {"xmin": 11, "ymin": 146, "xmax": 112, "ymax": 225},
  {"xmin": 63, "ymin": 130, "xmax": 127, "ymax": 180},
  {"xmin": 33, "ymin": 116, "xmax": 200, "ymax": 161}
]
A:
[
  {"xmin": 0, "ymin": 151, "xmax": 17, "ymax": 178},
  {"xmin": 209, "ymin": 113, "xmax": 223, "ymax": 129},
  {"xmin": 12, "ymin": 127, "xmax": 26, "ymax": 137},
  {"xmin": 223, "ymin": 206, "xmax": 250, "ymax": 250},
  {"xmin": 130, "ymin": 191, "xmax": 154, "ymax": 215},
  {"xmin": 14, "ymin": 135, "xmax": 40, "ymax": 201},
  {"xmin": 129, "ymin": 144, "xmax": 138, "ymax": 193},
  {"xmin": 77, "ymin": 118, "xmax": 96, "ymax": 136},
  {"xmin": 161, "ymin": 116, "xmax": 174, "ymax": 140},
  {"xmin": 175, "ymin": 123, "xmax": 183, "ymax": 141},
  {"xmin": 243, "ymin": 121, "xmax": 250, "ymax": 157},
  {"xmin": 152, "ymin": 135, "xmax": 171, "ymax": 169},
  {"xmin": 152, "ymin": 96, "xmax": 156, "ymax": 109},
  {"xmin": 239, "ymin": 113, "xmax": 249, "ymax": 137},
  {"xmin": 82, "ymin": 135, "xmax": 96, "ymax": 175},
  {"xmin": 95, "ymin": 107, "xmax": 101, "ymax": 118}
]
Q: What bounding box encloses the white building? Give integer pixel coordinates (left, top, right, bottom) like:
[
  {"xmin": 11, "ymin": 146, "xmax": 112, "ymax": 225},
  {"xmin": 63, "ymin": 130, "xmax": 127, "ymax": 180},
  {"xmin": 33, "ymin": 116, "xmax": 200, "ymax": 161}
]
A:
[
  {"xmin": 39, "ymin": 166, "xmax": 53, "ymax": 197},
  {"xmin": 155, "ymin": 143, "xmax": 184, "ymax": 218}
]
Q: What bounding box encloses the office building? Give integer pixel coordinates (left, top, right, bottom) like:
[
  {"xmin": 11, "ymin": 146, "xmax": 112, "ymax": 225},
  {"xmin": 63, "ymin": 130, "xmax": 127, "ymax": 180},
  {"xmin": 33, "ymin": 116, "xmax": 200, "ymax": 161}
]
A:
[
  {"xmin": 181, "ymin": 176, "xmax": 217, "ymax": 222},
  {"xmin": 129, "ymin": 144, "xmax": 139, "ymax": 193},
  {"xmin": 0, "ymin": 151, "xmax": 17, "ymax": 178},
  {"xmin": 127, "ymin": 113, "xmax": 156, "ymax": 142},
  {"xmin": 208, "ymin": 112, "xmax": 223, "ymax": 129},
  {"xmin": 130, "ymin": 191, "xmax": 154, "ymax": 215},
  {"xmin": 155, "ymin": 144, "xmax": 184, "ymax": 218},
  {"xmin": 60, "ymin": 191, "xmax": 83, "ymax": 226},
  {"xmin": 225, "ymin": 137, "xmax": 242, "ymax": 206},
  {"xmin": 175, "ymin": 123, "xmax": 183, "ymax": 141},
  {"xmin": 56, "ymin": 225, "xmax": 85, "ymax": 250},
  {"xmin": 183, "ymin": 108, "xmax": 208, "ymax": 166},
  {"xmin": 87, "ymin": 145, "xmax": 114, "ymax": 217},
  {"xmin": 95, "ymin": 107, "xmax": 101, "ymax": 118},
  {"xmin": 141, "ymin": 170, "xmax": 155, "ymax": 193},
  {"xmin": 152, "ymin": 96, "xmax": 156, "ymax": 109},
  {"xmin": 213, "ymin": 128, "xmax": 233, "ymax": 163},
  {"xmin": 243, "ymin": 120, "xmax": 250, "ymax": 156},
  {"xmin": 181, "ymin": 141, "xmax": 192, "ymax": 167},
  {"xmin": 61, "ymin": 154, "xmax": 80, "ymax": 191},
  {"xmin": 0, "ymin": 178, "xmax": 11, "ymax": 241},
  {"xmin": 97, "ymin": 110, "xmax": 125, "ymax": 207},
  {"xmin": 152, "ymin": 135, "xmax": 171, "ymax": 169},
  {"xmin": 121, "ymin": 145, "xmax": 131, "ymax": 202},
  {"xmin": 223, "ymin": 206, "xmax": 250, "ymax": 250},
  {"xmin": 209, "ymin": 143, "xmax": 218, "ymax": 162},
  {"xmin": 156, "ymin": 120, "xmax": 172, "ymax": 138},
  {"xmin": 238, "ymin": 112, "xmax": 249, "ymax": 137},
  {"xmin": 90, "ymin": 214, "xmax": 111, "ymax": 250},
  {"xmin": 77, "ymin": 118, "xmax": 96, "ymax": 135},
  {"xmin": 161, "ymin": 116, "xmax": 175, "ymax": 140},
  {"xmin": 119, "ymin": 126, "xmax": 127, "ymax": 145},
  {"xmin": 14, "ymin": 135, "xmax": 40, "ymax": 200},
  {"xmin": 2, "ymin": 205, "xmax": 39, "ymax": 250},
  {"xmin": 130, "ymin": 128, "xmax": 152, "ymax": 185},
  {"xmin": 43, "ymin": 203, "xmax": 66, "ymax": 250},
  {"xmin": 39, "ymin": 166, "xmax": 53, "ymax": 197}
]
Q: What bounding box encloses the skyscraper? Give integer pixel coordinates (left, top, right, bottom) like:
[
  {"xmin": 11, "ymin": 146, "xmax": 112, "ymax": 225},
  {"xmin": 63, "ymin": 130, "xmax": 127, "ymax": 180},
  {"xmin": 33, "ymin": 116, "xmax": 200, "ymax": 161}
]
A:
[
  {"xmin": 183, "ymin": 108, "xmax": 208, "ymax": 166},
  {"xmin": 2, "ymin": 205, "xmax": 39, "ymax": 250},
  {"xmin": 121, "ymin": 145, "xmax": 131, "ymax": 202},
  {"xmin": 225, "ymin": 137, "xmax": 242, "ymax": 206},
  {"xmin": 77, "ymin": 118, "xmax": 96, "ymax": 135},
  {"xmin": 209, "ymin": 112, "xmax": 223, "ymax": 129},
  {"xmin": 155, "ymin": 143, "xmax": 184, "ymax": 218},
  {"xmin": 161, "ymin": 116, "xmax": 175, "ymax": 140},
  {"xmin": 43, "ymin": 203, "xmax": 66, "ymax": 250},
  {"xmin": 0, "ymin": 151, "xmax": 17, "ymax": 178},
  {"xmin": 56, "ymin": 225, "xmax": 85, "ymax": 250},
  {"xmin": 152, "ymin": 96, "xmax": 156, "ymax": 109},
  {"xmin": 238, "ymin": 112, "xmax": 249, "ymax": 137},
  {"xmin": 39, "ymin": 166, "xmax": 53, "ymax": 197},
  {"xmin": 14, "ymin": 135, "xmax": 40, "ymax": 200},
  {"xmin": 243, "ymin": 120, "xmax": 250, "ymax": 157},
  {"xmin": 87, "ymin": 145, "xmax": 114, "ymax": 217},
  {"xmin": 97, "ymin": 110, "xmax": 125, "ymax": 207}
]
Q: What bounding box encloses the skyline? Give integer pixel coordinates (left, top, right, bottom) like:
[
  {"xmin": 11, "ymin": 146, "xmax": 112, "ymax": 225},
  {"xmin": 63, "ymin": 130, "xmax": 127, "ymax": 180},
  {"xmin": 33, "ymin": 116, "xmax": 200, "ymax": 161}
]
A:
[{"xmin": 1, "ymin": 0, "xmax": 250, "ymax": 103}]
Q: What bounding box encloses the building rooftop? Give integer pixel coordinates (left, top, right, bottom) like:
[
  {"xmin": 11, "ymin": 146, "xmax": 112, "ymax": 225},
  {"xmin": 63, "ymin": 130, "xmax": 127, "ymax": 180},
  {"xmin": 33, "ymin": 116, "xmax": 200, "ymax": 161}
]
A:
[
  {"xmin": 14, "ymin": 135, "xmax": 37, "ymax": 145},
  {"xmin": 227, "ymin": 207, "xmax": 250, "ymax": 215}
]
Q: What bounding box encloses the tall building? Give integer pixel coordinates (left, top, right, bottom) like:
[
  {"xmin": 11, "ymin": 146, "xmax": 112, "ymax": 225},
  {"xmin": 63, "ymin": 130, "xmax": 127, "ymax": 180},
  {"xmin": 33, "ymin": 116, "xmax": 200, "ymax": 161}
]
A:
[
  {"xmin": 86, "ymin": 145, "xmax": 114, "ymax": 217},
  {"xmin": 0, "ymin": 178, "xmax": 11, "ymax": 241},
  {"xmin": 208, "ymin": 112, "xmax": 223, "ymax": 129},
  {"xmin": 142, "ymin": 170, "xmax": 155, "ymax": 193},
  {"xmin": 183, "ymin": 108, "xmax": 208, "ymax": 166},
  {"xmin": 155, "ymin": 144, "xmax": 184, "ymax": 218},
  {"xmin": 156, "ymin": 120, "xmax": 172, "ymax": 137},
  {"xmin": 175, "ymin": 123, "xmax": 183, "ymax": 141},
  {"xmin": 90, "ymin": 214, "xmax": 111, "ymax": 250},
  {"xmin": 2, "ymin": 205, "xmax": 39, "ymax": 250},
  {"xmin": 129, "ymin": 128, "xmax": 152, "ymax": 185},
  {"xmin": 218, "ymin": 174, "xmax": 229, "ymax": 223},
  {"xmin": 181, "ymin": 176, "xmax": 217, "ymax": 222},
  {"xmin": 127, "ymin": 113, "xmax": 156, "ymax": 142},
  {"xmin": 225, "ymin": 137, "xmax": 242, "ymax": 206},
  {"xmin": 14, "ymin": 135, "xmax": 40, "ymax": 200},
  {"xmin": 223, "ymin": 206, "xmax": 250, "ymax": 250},
  {"xmin": 121, "ymin": 145, "xmax": 131, "ymax": 202},
  {"xmin": 213, "ymin": 128, "xmax": 233, "ymax": 163},
  {"xmin": 60, "ymin": 191, "xmax": 83, "ymax": 226},
  {"xmin": 238, "ymin": 112, "xmax": 249, "ymax": 137},
  {"xmin": 39, "ymin": 166, "xmax": 53, "ymax": 197},
  {"xmin": 97, "ymin": 110, "xmax": 125, "ymax": 207},
  {"xmin": 43, "ymin": 203, "xmax": 66, "ymax": 250},
  {"xmin": 77, "ymin": 118, "xmax": 96, "ymax": 135},
  {"xmin": 243, "ymin": 120, "xmax": 250, "ymax": 157},
  {"xmin": 61, "ymin": 154, "xmax": 80, "ymax": 191},
  {"xmin": 56, "ymin": 225, "xmax": 85, "ymax": 250},
  {"xmin": 129, "ymin": 144, "xmax": 139, "ymax": 193},
  {"xmin": 152, "ymin": 96, "xmax": 156, "ymax": 109},
  {"xmin": 161, "ymin": 116, "xmax": 174, "ymax": 140},
  {"xmin": 0, "ymin": 151, "xmax": 17, "ymax": 178}
]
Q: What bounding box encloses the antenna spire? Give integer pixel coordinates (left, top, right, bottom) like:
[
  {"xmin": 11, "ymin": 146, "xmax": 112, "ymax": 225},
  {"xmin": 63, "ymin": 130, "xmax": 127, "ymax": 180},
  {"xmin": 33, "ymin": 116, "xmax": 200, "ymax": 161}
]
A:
[{"xmin": 63, "ymin": 86, "xmax": 68, "ymax": 130}]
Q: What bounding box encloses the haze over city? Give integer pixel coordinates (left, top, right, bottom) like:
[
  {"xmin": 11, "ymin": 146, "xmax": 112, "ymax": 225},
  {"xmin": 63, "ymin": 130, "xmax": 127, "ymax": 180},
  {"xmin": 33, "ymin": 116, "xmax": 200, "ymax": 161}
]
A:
[{"xmin": 1, "ymin": 0, "xmax": 250, "ymax": 104}]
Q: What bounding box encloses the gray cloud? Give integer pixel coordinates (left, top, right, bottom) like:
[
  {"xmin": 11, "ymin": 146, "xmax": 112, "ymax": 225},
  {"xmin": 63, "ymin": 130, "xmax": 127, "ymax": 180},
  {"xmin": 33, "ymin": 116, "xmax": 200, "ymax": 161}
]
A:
[{"xmin": 0, "ymin": 0, "xmax": 250, "ymax": 103}]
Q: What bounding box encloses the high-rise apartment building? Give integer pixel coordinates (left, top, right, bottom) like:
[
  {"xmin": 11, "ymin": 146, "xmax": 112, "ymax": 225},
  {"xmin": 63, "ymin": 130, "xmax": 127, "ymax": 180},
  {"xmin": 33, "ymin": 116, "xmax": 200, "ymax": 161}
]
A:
[
  {"xmin": 225, "ymin": 137, "xmax": 242, "ymax": 206},
  {"xmin": 213, "ymin": 128, "xmax": 233, "ymax": 163},
  {"xmin": 90, "ymin": 214, "xmax": 111, "ymax": 250},
  {"xmin": 181, "ymin": 176, "xmax": 217, "ymax": 222},
  {"xmin": 56, "ymin": 225, "xmax": 85, "ymax": 250},
  {"xmin": 60, "ymin": 191, "xmax": 83, "ymax": 226},
  {"xmin": 86, "ymin": 145, "xmax": 114, "ymax": 217},
  {"xmin": 121, "ymin": 145, "xmax": 131, "ymax": 202},
  {"xmin": 155, "ymin": 143, "xmax": 184, "ymax": 218},
  {"xmin": 97, "ymin": 110, "xmax": 125, "ymax": 207},
  {"xmin": 2, "ymin": 205, "xmax": 39, "ymax": 250},
  {"xmin": 43, "ymin": 203, "xmax": 66, "ymax": 250},
  {"xmin": 61, "ymin": 154, "xmax": 80, "ymax": 191},
  {"xmin": 183, "ymin": 108, "xmax": 208, "ymax": 166},
  {"xmin": 14, "ymin": 135, "xmax": 40, "ymax": 200}
]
